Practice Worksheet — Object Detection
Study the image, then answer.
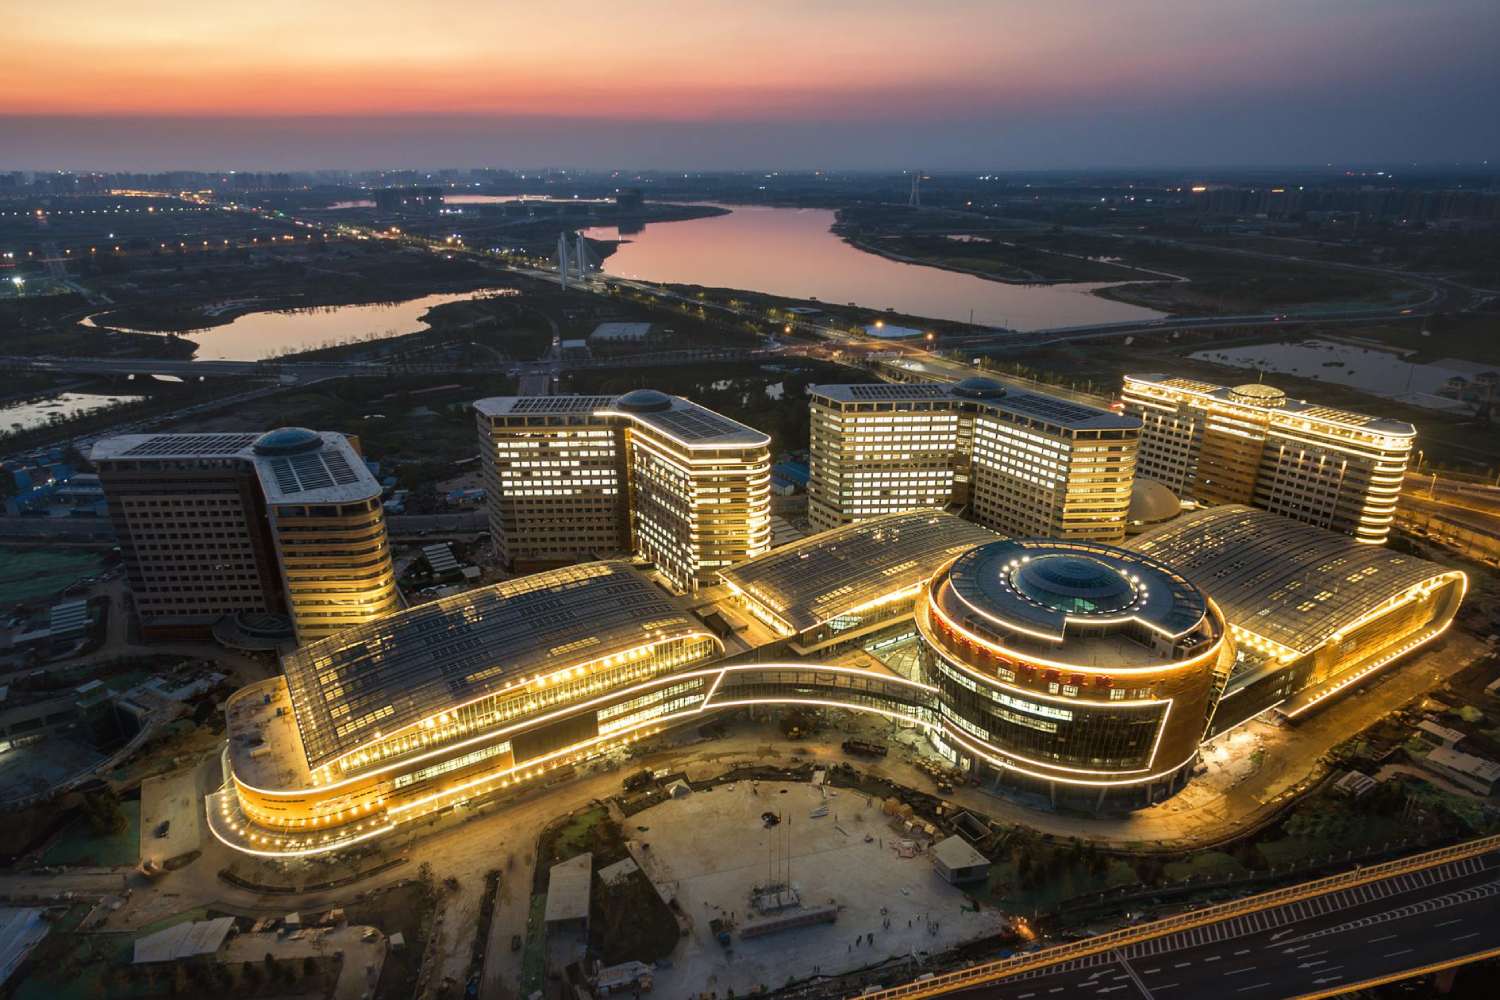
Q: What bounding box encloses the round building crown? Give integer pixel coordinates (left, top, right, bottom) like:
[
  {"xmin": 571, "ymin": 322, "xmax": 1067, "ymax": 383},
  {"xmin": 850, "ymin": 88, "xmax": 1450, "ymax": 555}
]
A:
[
  {"xmin": 1013, "ymin": 554, "xmax": 1137, "ymax": 615},
  {"xmin": 952, "ymin": 376, "xmax": 1007, "ymax": 400},
  {"xmin": 1228, "ymin": 383, "xmax": 1287, "ymax": 408},
  {"xmin": 614, "ymin": 388, "xmax": 674, "ymax": 413},
  {"xmin": 252, "ymin": 427, "xmax": 324, "ymax": 455}
]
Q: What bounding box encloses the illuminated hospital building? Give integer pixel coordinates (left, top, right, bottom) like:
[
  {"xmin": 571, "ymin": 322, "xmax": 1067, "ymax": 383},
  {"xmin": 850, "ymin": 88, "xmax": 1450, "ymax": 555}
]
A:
[
  {"xmin": 1120, "ymin": 374, "xmax": 1415, "ymax": 544},
  {"xmin": 208, "ymin": 506, "xmax": 1464, "ymax": 857},
  {"xmin": 808, "ymin": 379, "xmax": 1140, "ymax": 544},
  {"xmin": 93, "ymin": 429, "xmax": 399, "ymax": 645},
  {"xmin": 476, "ymin": 390, "xmax": 771, "ymax": 593}
]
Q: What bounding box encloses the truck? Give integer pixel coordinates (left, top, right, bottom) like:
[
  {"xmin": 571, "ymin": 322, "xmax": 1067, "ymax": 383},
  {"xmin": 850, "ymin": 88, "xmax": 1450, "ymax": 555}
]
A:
[
  {"xmin": 841, "ymin": 739, "xmax": 889, "ymax": 758},
  {"xmin": 622, "ymin": 768, "xmax": 655, "ymax": 793}
]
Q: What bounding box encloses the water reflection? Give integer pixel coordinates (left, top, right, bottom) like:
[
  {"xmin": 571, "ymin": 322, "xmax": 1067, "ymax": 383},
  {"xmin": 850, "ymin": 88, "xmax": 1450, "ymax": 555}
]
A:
[
  {"xmin": 88, "ymin": 289, "xmax": 517, "ymax": 361},
  {"xmin": 0, "ymin": 392, "xmax": 143, "ymax": 434},
  {"xmin": 582, "ymin": 204, "xmax": 1162, "ymax": 331}
]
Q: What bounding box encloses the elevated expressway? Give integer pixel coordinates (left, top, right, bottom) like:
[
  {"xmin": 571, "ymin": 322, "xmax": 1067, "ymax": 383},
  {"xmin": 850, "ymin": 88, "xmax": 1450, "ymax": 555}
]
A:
[{"xmin": 860, "ymin": 834, "xmax": 1500, "ymax": 999}]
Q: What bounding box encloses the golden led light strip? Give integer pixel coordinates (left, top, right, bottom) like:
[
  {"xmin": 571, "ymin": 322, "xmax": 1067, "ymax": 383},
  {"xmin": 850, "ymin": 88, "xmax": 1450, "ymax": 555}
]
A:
[
  {"xmin": 312, "ymin": 630, "xmax": 723, "ymax": 778},
  {"xmin": 924, "ymin": 587, "xmax": 1228, "ymax": 677},
  {"xmin": 596, "ymin": 409, "xmax": 771, "ymax": 452},
  {"xmin": 940, "ymin": 720, "xmax": 1195, "ymax": 788},
  {"xmin": 932, "ymin": 676, "xmax": 1176, "ymax": 776}
]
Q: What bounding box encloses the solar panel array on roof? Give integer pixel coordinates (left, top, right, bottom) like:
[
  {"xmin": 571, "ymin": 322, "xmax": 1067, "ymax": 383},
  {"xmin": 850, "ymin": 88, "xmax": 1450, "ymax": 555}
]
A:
[
  {"xmin": 322, "ymin": 449, "xmax": 358, "ymax": 484},
  {"xmin": 121, "ymin": 433, "xmax": 258, "ymax": 457},
  {"xmin": 996, "ymin": 390, "xmax": 1110, "ymax": 425},
  {"xmin": 507, "ymin": 396, "xmax": 615, "ymax": 413},
  {"xmin": 266, "ymin": 450, "xmax": 359, "ymax": 495},
  {"xmin": 1292, "ymin": 404, "xmax": 1381, "ymax": 427},
  {"xmin": 648, "ymin": 405, "xmax": 747, "ymax": 441},
  {"xmin": 843, "ymin": 384, "xmax": 953, "ymax": 400}
]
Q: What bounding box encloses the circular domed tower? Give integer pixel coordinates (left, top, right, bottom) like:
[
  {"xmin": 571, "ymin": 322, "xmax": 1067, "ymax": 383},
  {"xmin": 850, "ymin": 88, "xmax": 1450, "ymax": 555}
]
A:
[{"xmin": 916, "ymin": 538, "xmax": 1234, "ymax": 809}]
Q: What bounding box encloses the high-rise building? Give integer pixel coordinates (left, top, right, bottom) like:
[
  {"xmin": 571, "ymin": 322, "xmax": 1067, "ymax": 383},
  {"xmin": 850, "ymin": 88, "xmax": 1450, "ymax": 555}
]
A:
[
  {"xmin": 808, "ymin": 378, "xmax": 1140, "ymax": 542},
  {"xmin": 1120, "ymin": 375, "xmax": 1415, "ymax": 544},
  {"xmin": 92, "ymin": 428, "xmax": 398, "ymax": 644},
  {"xmin": 476, "ymin": 390, "xmax": 771, "ymax": 592}
]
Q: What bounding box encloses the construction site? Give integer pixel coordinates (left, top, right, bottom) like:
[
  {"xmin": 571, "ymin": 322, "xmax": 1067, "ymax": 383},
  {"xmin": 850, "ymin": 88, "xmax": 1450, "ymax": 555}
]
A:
[{"xmin": 613, "ymin": 778, "xmax": 1010, "ymax": 998}]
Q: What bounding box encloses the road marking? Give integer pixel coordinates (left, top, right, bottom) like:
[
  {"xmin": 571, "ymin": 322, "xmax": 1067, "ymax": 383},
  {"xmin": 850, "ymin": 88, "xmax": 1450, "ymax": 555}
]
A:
[
  {"xmin": 1112, "ymin": 949, "xmax": 1156, "ymax": 1000},
  {"xmin": 1235, "ymin": 984, "xmax": 1271, "ymax": 993},
  {"xmin": 1281, "ymin": 945, "xmax": 1308, "ymax": 954},
  {"xmin": 1223, "ymin": 967, "xmax": 1256, "ymax": 976},
  {"xmin": 1154, "ymin": 985, "xmax": 1178, "ymax": 992},
  {"xmin": 1435, "ymin": 918, "xmax": 1463, "ymax": 928},
  {"xmin": 1173, "ymin": 962, "xmax": 1191, "ymax": 968},
  {"xmin": 1018, "ymin": 994, "xmax": 1034, "ymax": 998},
  {"xmin": 1233, "ymin": 949, "xmax": 1250, "ymax": 956},
  {"xmin": 1383, "ymin": 948, "xmax": 1414, "ymax": 958},
  {"xmin": 1203, "ymin": 955, "xmax": 1221, "ymax": 963},
  {"xmin": 1455, "ymin": 932, "xmax": 1481, "ymax": 942},
  {"xmin": 1142, "ymin": 968, "xmax": 1161, "ymax": 974},
  {"xmin": 1369, "ymin": 934, "xmax": 1397, "ymax": 943},
  {"xmin": 1312, "ymin": 975, "xmax": 1344, "ymax": 985}
]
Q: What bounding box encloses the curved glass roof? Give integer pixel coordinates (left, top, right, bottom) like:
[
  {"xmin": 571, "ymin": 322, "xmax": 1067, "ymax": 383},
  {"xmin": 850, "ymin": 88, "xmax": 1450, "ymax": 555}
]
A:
[
  {"xmin": 1013, "ymin": 555, "xmax": 1136, "ymax": 614},
  {"xmin": 281, "ymin": 561, "xmax": 710, "ymax": 769},
  {"xmin": 1126, "ymin": 505, "xmax": 1465, "ymax": 655},
  {"xmin": 719, "ymin": 510, "xmax": 999, "ymax": 634}
]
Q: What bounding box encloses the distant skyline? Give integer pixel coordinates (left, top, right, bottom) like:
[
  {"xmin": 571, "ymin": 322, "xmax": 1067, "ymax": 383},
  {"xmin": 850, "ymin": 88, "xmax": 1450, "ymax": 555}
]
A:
[{"xmin": 6, "ymin": 0, "xmax": 1498, "ymax": 171}]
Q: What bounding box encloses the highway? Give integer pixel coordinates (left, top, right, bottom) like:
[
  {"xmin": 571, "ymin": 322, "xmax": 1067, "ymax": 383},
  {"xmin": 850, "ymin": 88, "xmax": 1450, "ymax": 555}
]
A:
[{"xmin": 860, "ymin": 838, "xmax": 1500, "ymax": 999}]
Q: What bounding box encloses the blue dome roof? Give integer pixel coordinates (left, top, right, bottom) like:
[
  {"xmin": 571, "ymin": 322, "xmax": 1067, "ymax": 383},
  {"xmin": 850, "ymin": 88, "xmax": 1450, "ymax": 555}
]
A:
[
  {"xmin": 952, "ymin": 376, "xmax": 1006, "ymax": 399},
  {"xmin": 615, "ymin": 389, "xmax": 673, "ymax": 413},
  {"xmin": 252, "ymin": 427, "xmax": 324, "ymax": 456},
  {"xmin": 1013, "ymin": 555, "xmax": 1135, "ymax": 614}
]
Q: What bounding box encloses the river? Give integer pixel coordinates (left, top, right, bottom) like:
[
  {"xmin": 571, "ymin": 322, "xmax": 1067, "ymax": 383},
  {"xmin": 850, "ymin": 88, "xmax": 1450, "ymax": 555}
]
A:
[
  {"xmin": 582, "ymin": 204, "xmax": 1162, "ymax": 331},
  {"xmin": 85, "ymin": 205, "xmax": 1161, "ymax": 360}
]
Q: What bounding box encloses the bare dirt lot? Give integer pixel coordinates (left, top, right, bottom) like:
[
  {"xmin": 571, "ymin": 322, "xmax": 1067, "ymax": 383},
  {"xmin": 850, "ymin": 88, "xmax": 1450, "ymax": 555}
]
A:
[{"xmin": 624, "ymin": 780, "xmax": 1008, "ymax": 997}]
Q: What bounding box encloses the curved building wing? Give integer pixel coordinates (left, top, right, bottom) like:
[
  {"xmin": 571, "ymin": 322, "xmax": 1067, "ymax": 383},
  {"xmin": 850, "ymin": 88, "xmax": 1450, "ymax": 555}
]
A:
[
  {"xmin": 1127, "ymin": 505, "xmax": 1466, "ymax": 724},
  {"xmin": 283, "ymin": 562, "xmax": 711, "ymax": 771},
  {"xmin": 719, "ymin": 510, "xmax": 999, "ymax": 648}
]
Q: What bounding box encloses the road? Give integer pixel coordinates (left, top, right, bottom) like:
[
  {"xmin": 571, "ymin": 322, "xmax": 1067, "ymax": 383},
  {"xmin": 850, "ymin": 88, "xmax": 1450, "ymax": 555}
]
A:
[
  {"xmin": 867, "ymin": 841, "xmax": 1500, "ymax": 999},
  {"xmin": 1396, "ymin": 472, "xmax": 1500, "ymax": 566}
]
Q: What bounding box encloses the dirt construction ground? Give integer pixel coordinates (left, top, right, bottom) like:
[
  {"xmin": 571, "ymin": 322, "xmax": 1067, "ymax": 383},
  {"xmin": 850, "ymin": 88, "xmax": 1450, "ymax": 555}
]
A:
[{"xmin": 625, "ymin": 780, "xmax": 1008, "ymax": 998}]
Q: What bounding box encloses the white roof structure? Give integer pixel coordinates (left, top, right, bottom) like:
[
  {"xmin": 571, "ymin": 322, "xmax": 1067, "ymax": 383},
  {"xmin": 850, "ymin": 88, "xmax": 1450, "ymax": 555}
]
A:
[
  {"xmin": 590, "ymin": 321, "xmax": 652, "ymax": 342},
  {"xmin": 597, "ymin": 856, "xmax": 640, "ymax": 887},
  {"xmin": 931, "ymin": 835, "xmax": 989, "ymax": 871},
  {"xmin": 92, "ymin": 429, "xmax": 381, "ymax": 507},
  {"xmin": 49, "ymin": 600, "xmax": 89, "ymax": 637},
  {"xmin": 545, "ymin": 853, "xmax": 593, "ymax": 924},
  {"xmin": 423, "ymin": 543, "xmax": 460, "ymax": 574},
  {"xmin": 132, "ymin": 917, "xmax": 235, "ymax": 964},
  {"xmin": 1426, "ymin": 747, "xmax": 1500, "ymax": 788}
]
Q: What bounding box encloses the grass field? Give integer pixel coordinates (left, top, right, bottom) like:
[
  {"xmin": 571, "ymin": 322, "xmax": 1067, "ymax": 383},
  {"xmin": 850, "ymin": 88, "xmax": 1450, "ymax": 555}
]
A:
[{"xmin": 0, "ymin": 547, "xmax": 108, "ymax": 605}]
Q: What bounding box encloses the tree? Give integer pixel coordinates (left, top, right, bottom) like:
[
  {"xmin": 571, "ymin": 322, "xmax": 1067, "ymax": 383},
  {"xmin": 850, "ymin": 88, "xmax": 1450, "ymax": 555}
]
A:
[{"xmin": 81, "ymin": 787, "xmax": 127, "ymax": 836}]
